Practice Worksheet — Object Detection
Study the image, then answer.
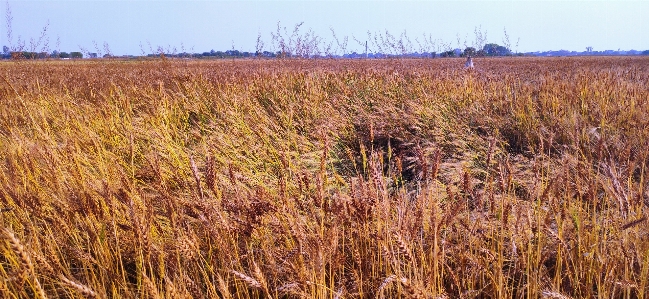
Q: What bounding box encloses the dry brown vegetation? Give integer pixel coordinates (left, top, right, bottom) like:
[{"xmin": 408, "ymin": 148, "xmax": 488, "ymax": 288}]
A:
[{"xmin": 1, "ymin": 57, "xmax": 649, "ymax": 298}]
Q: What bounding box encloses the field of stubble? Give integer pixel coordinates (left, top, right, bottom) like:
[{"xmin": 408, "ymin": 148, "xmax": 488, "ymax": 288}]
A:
[{"xmin": 1, "ymin": 57, "xmax": 649, "ymax": 298}]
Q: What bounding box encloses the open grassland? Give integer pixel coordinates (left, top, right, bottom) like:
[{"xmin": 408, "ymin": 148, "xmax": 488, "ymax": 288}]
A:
[{"xmin": 1, "ymin": 57, "xmax": 649, "ymax": 298}]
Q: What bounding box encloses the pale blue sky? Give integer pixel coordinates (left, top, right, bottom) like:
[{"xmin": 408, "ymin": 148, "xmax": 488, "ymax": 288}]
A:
[{"xmin": 3, "ymin": 1, "xmax": 648, "ymax": 55}]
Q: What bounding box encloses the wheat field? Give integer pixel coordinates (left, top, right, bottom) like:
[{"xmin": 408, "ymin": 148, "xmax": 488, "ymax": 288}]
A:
[{"xmin": 1, "ymin": 57, "xmax": 648, "ymax": 298}]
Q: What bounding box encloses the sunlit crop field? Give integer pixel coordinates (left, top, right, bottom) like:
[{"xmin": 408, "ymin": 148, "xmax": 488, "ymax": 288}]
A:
[{"xmin": 1, "ymin": 57, "xmax": 649, "ymax": 298}]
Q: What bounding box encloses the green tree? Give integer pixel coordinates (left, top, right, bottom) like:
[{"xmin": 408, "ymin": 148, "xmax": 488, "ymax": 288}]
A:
[
  {"xmin": 463, "ymin": 47, "xmax": 476, "ymax": 57},
  {"xmin": 483, "ymin": 43, "xmax": 510, "ymax": 56},
  {"xmin": 441, "ymin": 50, "xmax": 456, "ymax": 58},
  {"xmin": 70, "ymin": 52, "xmax": 83, "ymax": 59}
]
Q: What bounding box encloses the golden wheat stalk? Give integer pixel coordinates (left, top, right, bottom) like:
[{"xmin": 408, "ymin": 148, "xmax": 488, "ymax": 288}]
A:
[
  {"xmin": 231, "ymin": 270, "xmax": 261, "ymax": 288},
  {"xmin": 2, "ymin": 228, "xmax": 48, "ymax": 299},
  {"xmin": 190, "ymin": 155, "xmax": 204, "ymax": 200},
  {"xmin": 541, "ymin": 290, "xmax": 572, "ymax": 299},
  {"xmin": 31, "ymin": 252, "xmax": 56, "ymax": 274},
  {"xmin": 143, "ymin": 275, "xmax": 162, "ymax": 299},
  {"xmin": 232, "ymin": 268, "xmax": 273, "ymax": 299},
  {"xmin": 164, "ymin": 276, "xmax": 180, "ymax": 299},
  {"xmin": 394, "ymin": 234, "xmax": 412, "ymax": 262},
  {"xmin": 216, "ymin": 274, "xmax": 232, "ymax": 299},
  {"xmin": 377, "ymin": 274, "xmax": 397, "ymax": 297},
  {"xmin": 397, "ymin": 277, "xmax": 427, "ymax": 299},
  {"xmin": 3, "ymin": 230, "xmax": 31, "ymax": 281},
  {"xmin": 60, "ymin": 275, "xmax": 98, "ymax": 298},
  {"xmin": 183, "ymin": 274, "xmax": 205, "ymax": 299},
  {"xmin": 59, "ymin": 275, "xmax": 97, "ymax": 298}
]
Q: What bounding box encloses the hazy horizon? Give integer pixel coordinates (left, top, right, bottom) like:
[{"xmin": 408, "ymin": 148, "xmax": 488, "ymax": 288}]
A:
[{"xmin": 3, "ymin": 0, "xmax": 648, "ymax": 56}]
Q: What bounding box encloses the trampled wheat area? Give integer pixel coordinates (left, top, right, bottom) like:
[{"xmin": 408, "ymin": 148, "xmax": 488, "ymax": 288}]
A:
[{"xmin": 0, "ymin": 57, "xmax": 648, "ymax": 298}]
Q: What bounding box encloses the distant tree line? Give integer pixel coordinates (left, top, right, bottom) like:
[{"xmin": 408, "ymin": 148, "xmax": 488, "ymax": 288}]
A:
[
  {"xmin": 1, "ymin": 46, "xmax": 84, "ymax": 59},
  {"xmin": 2, "ymin": 38, "xmax": 648, "ymax": 60},
  {"xmin": 151, "ymin": 49, "xmax": 260, "ymax": 59}
]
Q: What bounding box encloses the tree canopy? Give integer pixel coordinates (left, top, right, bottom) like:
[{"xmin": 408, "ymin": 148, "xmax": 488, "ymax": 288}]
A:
[{"xmin": 483, "ymin": 43, "xmax": 511, "ymax": 56}]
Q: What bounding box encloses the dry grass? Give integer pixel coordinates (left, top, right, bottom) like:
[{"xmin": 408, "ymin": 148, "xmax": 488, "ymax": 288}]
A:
[{"xmin": 0, "ymin": 56, "xmax": 648, "ymax": 298}]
